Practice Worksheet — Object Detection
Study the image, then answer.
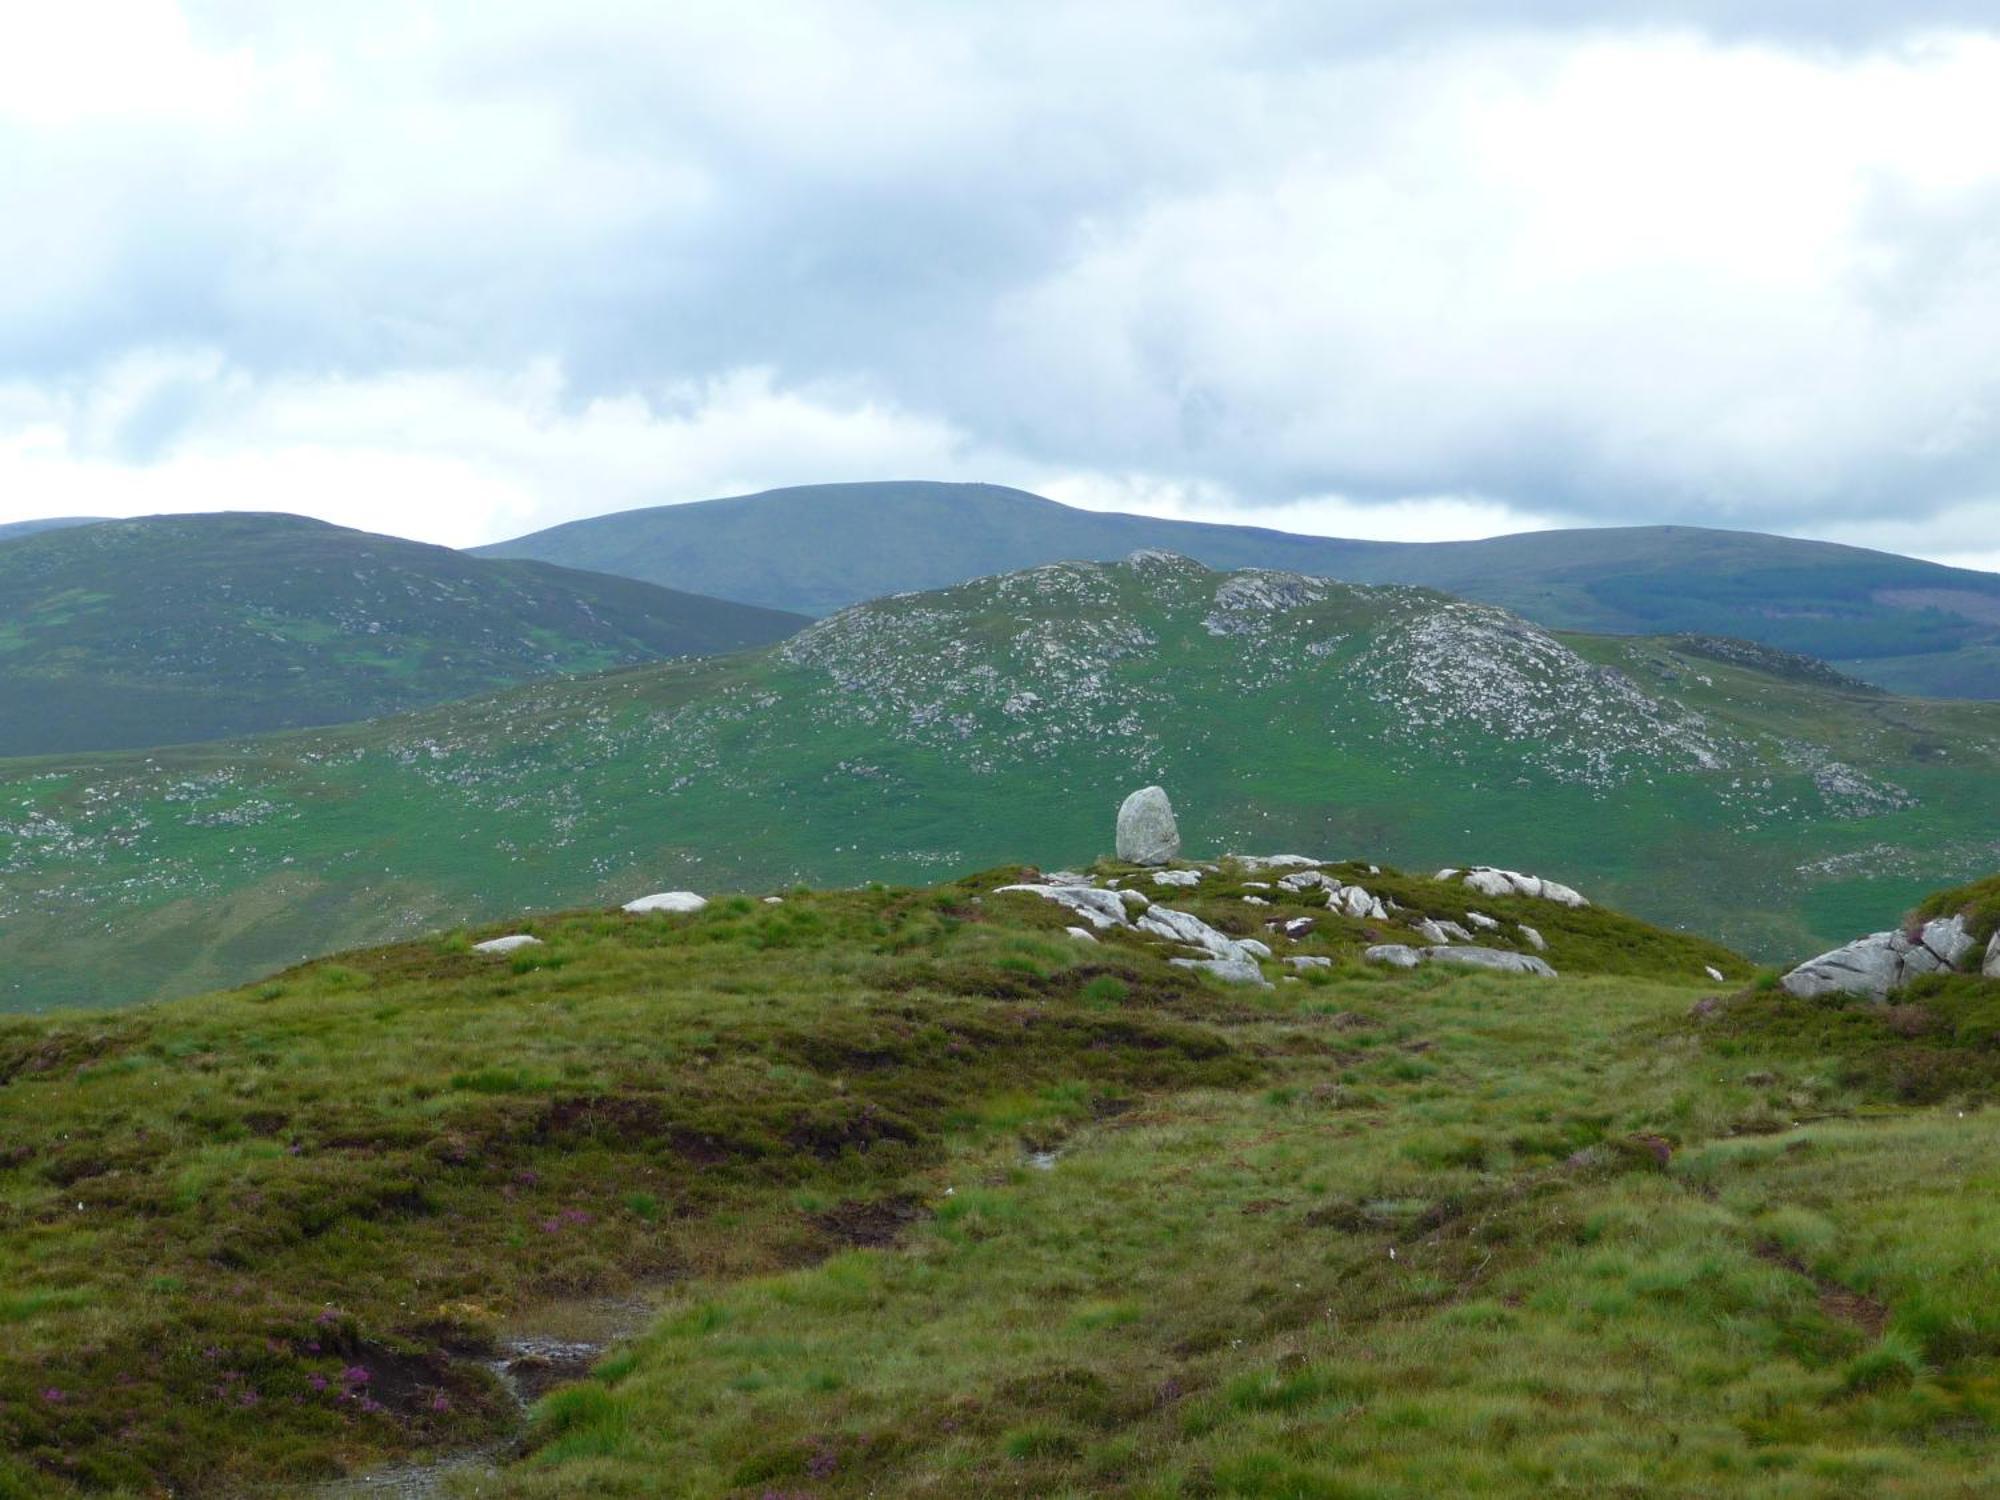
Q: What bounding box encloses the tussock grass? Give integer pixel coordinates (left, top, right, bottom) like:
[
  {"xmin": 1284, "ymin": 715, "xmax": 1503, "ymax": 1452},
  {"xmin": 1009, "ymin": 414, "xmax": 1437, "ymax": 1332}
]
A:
[{"xmin": 3, "ymin": 873, "xmax": 2000, "ymax": 1495}]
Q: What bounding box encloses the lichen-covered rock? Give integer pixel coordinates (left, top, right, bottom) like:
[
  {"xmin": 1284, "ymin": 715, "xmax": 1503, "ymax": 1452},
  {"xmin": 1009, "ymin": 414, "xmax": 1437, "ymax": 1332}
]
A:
[
  {"xmin": 1233, "ymin": 854, "xmax": 1322, "ymax": 871},
  {"xmin": 623, "ymin": 891, "xmax": 707, "ymax": 915},
  {"xmin": 1365, "ymin": 942, "xmax": 1555, "ymax": 976},
  {"xmin": 1780, "ymin": 915, "xmax": 1977, "ymax": 1001},
  {"xmin": 1152, "ymin": 869, "xmax": 1202, "ymax": 888},
  {"xmin": 1365, "ymin": 944, "xmax": 1423, "ymax": 969},
  {"xmin": 1420, "ymin": 946, "xmax": 1557, "ymax": 977},
  {"xmin": 1116, "ymin": 786, "xmax": 1180, "ymax": 865},
  {"xmin": 1171, "ymin": 954, "xmax": 1272, "ymax": 988}
]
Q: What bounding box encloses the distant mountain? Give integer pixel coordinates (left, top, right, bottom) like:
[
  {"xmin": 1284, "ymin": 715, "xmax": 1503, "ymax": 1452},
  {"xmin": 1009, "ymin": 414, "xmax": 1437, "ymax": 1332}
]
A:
[
  {"xmin": 4, "ymin": 552, "xmax": 1993, "ymax": 1010},
  {"xmin": 0, "ymin": 516, "xmax": 105, "ymax": 544},
  {"xmin": 0, "ymin": 512, "xmax": 806, "ymax": 756},
  {"xmin": 477, "ymin": 481, "xmax": 2000, "ymax": 698}
]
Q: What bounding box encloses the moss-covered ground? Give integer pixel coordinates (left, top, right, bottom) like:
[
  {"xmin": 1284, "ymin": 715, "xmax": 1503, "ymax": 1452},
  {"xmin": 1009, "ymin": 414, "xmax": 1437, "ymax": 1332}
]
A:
[{"xmin": 3, "ymin": 869, "xmax": 1999, "ymax": 1496}]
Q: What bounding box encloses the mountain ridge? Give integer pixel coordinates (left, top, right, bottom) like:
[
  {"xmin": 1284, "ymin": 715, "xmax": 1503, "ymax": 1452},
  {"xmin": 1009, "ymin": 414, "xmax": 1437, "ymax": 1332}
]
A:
[{"xmin": 476, "ymin": 480, "xmax": 2000, "ymax": 698}]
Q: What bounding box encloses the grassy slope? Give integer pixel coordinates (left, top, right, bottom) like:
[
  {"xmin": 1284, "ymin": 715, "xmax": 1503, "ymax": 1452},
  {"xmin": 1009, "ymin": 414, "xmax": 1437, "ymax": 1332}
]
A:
[
  {"xmin": 0, "ymin": 520, "xmax": 104, "ymax": 546},
  {"xmin": 475, "ymin": 482, "xmax": 2000, "ymax": 697},
  {"xmin": 5, "ymin": 868, "xmax": 2000, "ymax": 1496},
  {"xmin": 0, "ymin": 513, "xmax": 806, "ymax": 756},
  {"xmin": 2, "ymin": 555, "xmax": 1996, "ymax": 1013}
]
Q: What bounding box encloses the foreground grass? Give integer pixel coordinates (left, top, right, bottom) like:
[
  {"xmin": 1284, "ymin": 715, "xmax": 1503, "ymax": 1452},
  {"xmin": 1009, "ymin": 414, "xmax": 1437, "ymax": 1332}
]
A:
[{"xmin": 2, "ymin": 869, "xmax": 1999, "ymax": 1495}]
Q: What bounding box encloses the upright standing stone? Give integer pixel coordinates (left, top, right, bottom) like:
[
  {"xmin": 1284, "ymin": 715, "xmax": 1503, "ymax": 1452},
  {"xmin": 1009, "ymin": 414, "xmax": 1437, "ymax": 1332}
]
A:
[{"xmin": 1116, "ymin": 786, "xmax": 1181, "ymax": 865}]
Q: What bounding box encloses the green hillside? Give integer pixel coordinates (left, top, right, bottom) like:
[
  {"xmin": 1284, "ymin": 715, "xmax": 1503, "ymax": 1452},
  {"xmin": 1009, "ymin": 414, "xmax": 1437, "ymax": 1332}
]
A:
[
  {"xmin": 5, "ymin": 865, "xmax": 2000, "ymax": 1494},
  {"xmin": 477, "ymin": 481, "xmax": 2000, "ymax": 697},
  {"xmin": 0, "ymin": 512, "xmax": 806, "ymax": 755},
  {"xmin": 3, "ymin": 553, "xmax": 1994, "ymax": 1013}
]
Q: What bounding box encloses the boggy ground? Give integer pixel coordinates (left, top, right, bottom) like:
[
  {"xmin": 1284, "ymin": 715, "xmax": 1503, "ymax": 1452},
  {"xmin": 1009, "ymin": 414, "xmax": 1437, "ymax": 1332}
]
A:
[{"xmin": 2, "ymin": 866, "xmax": 1999, "ymax": 1496}]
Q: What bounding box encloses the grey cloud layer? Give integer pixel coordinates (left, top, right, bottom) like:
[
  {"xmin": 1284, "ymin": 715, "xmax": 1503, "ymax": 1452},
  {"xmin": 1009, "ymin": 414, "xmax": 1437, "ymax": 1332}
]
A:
[{"xmin": 7, "ymin": 0, "xmax": 2000, "ymax": 540}]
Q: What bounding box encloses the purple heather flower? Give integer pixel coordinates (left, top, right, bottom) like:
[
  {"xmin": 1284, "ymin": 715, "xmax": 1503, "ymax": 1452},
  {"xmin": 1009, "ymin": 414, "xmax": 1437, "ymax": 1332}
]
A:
[
  {"xmin": 342, "ymin": 1366, "xmax": 371, "ymax": 1386},
  {"xmin": 40, "ymin": 1388, "xmax": 65, "ymax": 1404},
  {"xmin": 430, "ymin": 1393, "xmax": 451, "ymax": 1413}
]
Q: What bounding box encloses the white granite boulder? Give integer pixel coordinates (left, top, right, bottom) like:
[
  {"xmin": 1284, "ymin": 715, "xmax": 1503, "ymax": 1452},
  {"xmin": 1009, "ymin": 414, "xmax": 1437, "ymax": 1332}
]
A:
[
  {"xmin": 995, "ymin": 883, "xmax": 1132, "ymax": 930},
  {"xmin": 472, "ymin": 934, "xmax": 542, "ymax": 955},
  {"xmin": 1116, "ymin": 786, "xmax": 1181, "ymax": 866},
  {"xmin": 1364, "ymin": 944, "xmax": 1423, "ymax": 969},
  {"xmin": 623, "ymin": 891, "xmax": 708, "ymax": 915},
  {"xmin": 1421, "ymin": 946, "xmax": 1557, "ymax": 977},
  {"xmin": 1780, "ymin": 915, "xmax": 1979, "ymax": 1001},
  {"xmin": 1459, "ymin": 867, "xmax": 1590, "ymax": 908}
]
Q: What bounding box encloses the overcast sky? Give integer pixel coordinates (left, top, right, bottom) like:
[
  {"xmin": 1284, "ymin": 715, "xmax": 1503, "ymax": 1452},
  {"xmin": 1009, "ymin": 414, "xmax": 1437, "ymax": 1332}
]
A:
[{"xmin": 4, "ymin": 2, "xmax": 1999, "ymax": 571}]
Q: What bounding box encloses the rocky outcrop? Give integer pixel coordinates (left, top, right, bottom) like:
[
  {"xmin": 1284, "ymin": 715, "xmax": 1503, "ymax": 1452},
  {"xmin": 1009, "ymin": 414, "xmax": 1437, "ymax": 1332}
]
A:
[
  {"xmin": 995, "ymin": 883, "xmax": 1130, "ymax": 929},
  {"xmin": 1780, "ymin": 916, "xmax": 1978, "ymax": 1001},
  {"xmin": 1452, "ymin": 867, "xmax": 1590, "ymax": 908},
  {"xmin": 1365, "ymin": 943, "xmax": 1556, "ymax": 977},
  {"xmin": 1000, "ymin": 878, "xmax": 1271, "ymax": 986},
  {"xmin": 1116, "ymin": 786, "xmax": 1181, "ymax": 865}
]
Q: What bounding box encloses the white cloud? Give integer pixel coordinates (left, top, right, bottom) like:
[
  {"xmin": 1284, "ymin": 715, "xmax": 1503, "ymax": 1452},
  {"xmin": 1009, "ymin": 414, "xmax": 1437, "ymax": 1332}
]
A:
[
  {"xmin": 0, "ymin": 3, "xmax": 1997, "ymax": 568},
  {"xmin": 0, "ymin": 358, "xmax": 981, "ymax": 546}
]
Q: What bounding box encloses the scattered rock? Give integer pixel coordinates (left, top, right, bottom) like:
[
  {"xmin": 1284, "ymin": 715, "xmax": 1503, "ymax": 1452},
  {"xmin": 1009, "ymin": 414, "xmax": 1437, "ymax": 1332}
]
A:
[
  {"xmin": 472, "ymin": 935, "xmax": 542, "ymax": 955},
  {"xmin": 1988, "ymin": 931, "xmax": 2000, "ymax": 979},
  {"xmin": 1780, "ymin": 915, "xmax": 1978, "ymax": 1001},
  {"xmin": 1268, "ymin": 916, "xmax": 1317, "ymax": 939},
  {"xmin": 1704, "ymin": 965, "xmax": 1726, "ymax": 983},
  {"xmin": 1278, "ymin": 870, "xmax": 1330, "ymax": 892},
  {"xmin": 763, "ymin": 896, "xmax": 784, "ymax": 905},
  {"xmin": 623, "ymin": 891, "xmax": 708, "ymax": 915},
  {"xmin": 1518, "ymin": 924, "xmax": 1547, "ymax": 952},
  {"xmin": 996, "ymin": 883, "xmax": 1131, "ymax": 930},
  {"xmin": 1152, "ymin": 869, "xmax": 1203, "ymax": 888},
  {"xmin": 1116, "ymin": 786, "xmax": 1181, "ymax": 866},
  {"xmin": 1243, "ymin": 895, "xmax": 1269, "ymax": 906},
  {"xmin": 1326, "ymin": 885, "xmax": 1389, "ymax": 921},
  {"xmin": 1065, "ymin": 926, "xmax": 1099, "ymax": 943},
  {"xmin": 1116, "ymin": 888, "xmax": 1151, "ymax": 911},
  {"xmin": 1233, "ymin": 854, "xmax": 1322, "ymax": 871},
  {"xmin": 1285, "ymin": 955, "xmax": 1333, "ymax": 970},
  {"xmin": 1045, "ymin": 870, "xmax": 1093, "ymax": 887},
  {"xmin": 1465, "ymin": 911, "xmax": 1499, "ymax": 931}
]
